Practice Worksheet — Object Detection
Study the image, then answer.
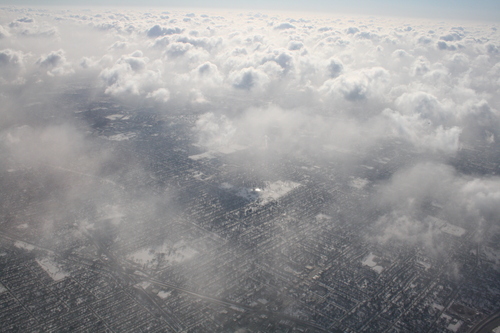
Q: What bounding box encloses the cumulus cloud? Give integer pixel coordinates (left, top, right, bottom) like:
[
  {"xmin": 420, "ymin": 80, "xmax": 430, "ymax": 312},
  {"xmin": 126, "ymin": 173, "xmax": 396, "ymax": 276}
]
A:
[
  {"xmin": 146, "ymin": 87, "xmax": 170, "ymax": 102},
  {"xmin": 37, "ymin": 49, "xmax": 66, "ymax": 68},
  {"xmin": 99, "ymin": 50, "xmax": 162, "ymax": 96},
  {"xmin": 327, "ymin": 57, "xmax": 344, "ymax": 78},
  {"xmin": 195, "ymin": 112, "xmax": 234, "ymax": 145},
  {"xmin": 146, "ymin": 25, "xmax": 183, "ymax": 37},
  {"xmin": 230, "ymin": 66, "xmax": 270, "ymax": 91},
  {"xmin": 372, "ymin": 162, "xmax": 500, "ymax": 248},
  {"xmin": 274, "ymin": 22, "xmax": 295, "ymax": 30},
  {"xmin": 460, "ymin": 178, "xmax": 500, "ymax": 223},
  {"xmin": 8, "ymin": 16, "xmax": 58, "ymax": 37},
  {"xmin": 0, "ymin": 7, "xmax": 497, "ymax": 151},
  {"xmin": 36, "ymin": 49, "xmax": 73, "ymax": 76},
  {"xmin": 0, "ymin": 49, "xmax": 25, "ymax": 82},
  {"xmin": 321, "ymin": 67, "xmax": 390, "ymax": 102},
  {"xmin": 0, "ymin": 25, "xmax": 10, "ymax": 39}
]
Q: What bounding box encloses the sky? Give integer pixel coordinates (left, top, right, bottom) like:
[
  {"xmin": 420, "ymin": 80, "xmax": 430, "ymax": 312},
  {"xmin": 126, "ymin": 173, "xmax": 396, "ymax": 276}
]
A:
[{"xmin": 0, "ymin": 0, "xmax": 499, "ymax": 21}]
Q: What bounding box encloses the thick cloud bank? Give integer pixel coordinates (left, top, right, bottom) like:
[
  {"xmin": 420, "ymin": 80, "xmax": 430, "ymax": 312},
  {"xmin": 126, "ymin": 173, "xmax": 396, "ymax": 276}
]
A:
[{"xmin": 1, "ymin": 8, "xmax": 497, "ymax": 151}]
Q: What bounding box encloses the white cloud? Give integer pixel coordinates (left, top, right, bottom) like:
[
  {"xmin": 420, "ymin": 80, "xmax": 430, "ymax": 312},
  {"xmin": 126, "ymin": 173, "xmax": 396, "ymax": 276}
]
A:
[
  {"xmin": 36, "ymin": 49, "xmax": 73, "ymax": 76},
  {"xmin": 0, "ymin": 49, "xmax": 25, "ymax": 82},
  {"xmin": 274, "ymin": 23, "xmax": 295, "ymax": 30},
  {"xmin": 326, "ymin": 57, "xmax": 344, "ymax": 78},
  {"xmin": 0, "ymin": 25, "xmax": 10, "ymax": 39},
  {"xmin": 320, "ymin": 67, "xmax": 390, "ymax": 102},
  {"xmin": 372, "ymin": 162, "xmax": 500, "ymax": 250},
  {"xmin": 460, "ymin": 178, "xmax": 500, "ymax": 222},
  {"xmin": 194, "ymin": 112, "xmax": 236, "ymax": 149},
  {"xmin": 146, "ymin": 25, "xmax": 183, "ymax": 38},
  {"xmin": 229, "ymin": 66, "xmax": 270, "ymax": 91},
  {"xmin": 99, "ymin": 50, "xmax": 161, "ymax": 96},
  {"xmin": 146, "ymin": 87, "xmax": 170, "ymax": 102},
  {"xmin": 8, "ymin": 16, "xmax": 58, "ymax": 37},
  {"xmin": 0, "ymin": 8, "xmax": 496, "ymax": 154}
]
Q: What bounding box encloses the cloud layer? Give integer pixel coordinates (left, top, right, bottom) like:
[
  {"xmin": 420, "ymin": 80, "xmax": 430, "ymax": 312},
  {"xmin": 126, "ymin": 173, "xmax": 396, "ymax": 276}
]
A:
[{"xmin": 0, "ymin": 5, "xmax": 499, "ymax": 281}]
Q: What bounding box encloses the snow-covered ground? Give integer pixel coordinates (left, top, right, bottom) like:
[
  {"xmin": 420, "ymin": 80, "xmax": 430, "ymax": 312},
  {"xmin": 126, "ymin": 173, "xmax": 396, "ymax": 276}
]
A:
[
  {"xmin": 36, "ymin": 257, "xmax": 70, "ymax": 281},
  {"xmin": 189, "ymin": 143, "xmax": 247, "ymax": 160},
  {"xmin": 350, "ymin": 177, "xmax": 369, "ymax": 190},
  {"xmin": 447, "ymin": 319, "xmax": 462, "ymax": 332},
  {"xmin": 14, "ymin": 241, "xmax": 34, "ymax": 251},
  {"xmin": 157, "ymin": 290, "xmax": 172, "ymax": 299},
  {"xmin": 128, "ymin": 240, "xmax": 198, "ymax": 269},
  {"xmin": 427, "ymin": 216, "xmax": 466, "ymax": 237},
  {"xmin": 222, "ymin": 180, "xmax": 300, "ymax": 205},
  {"xmin": 361, "ymin": 252, "xmax": 384, "ymax": 273},
  {"xmin": 189, "ymin": 151, "xmax": 217, "ymax": 160},
  {"xmin": 483, "ymin": 246, "xmax": 500, "ymax": 269},
  {"xmin": 417, "ymin": 260, "xmax": 431, "ymax": 271},
  {"xmin": 440, "ymin": 223, "xmax": 466, "ymax": 237},
  {"xmin": 105, "ymin": 114, "xmax": 123, "ymax": 120},
  {"xmin": 106, "ymin": 132, "xmax": 136, "ymax": 141},
  {"xmin": 135, "ymin": 281, "xmax": 151, "ymax": 290}
]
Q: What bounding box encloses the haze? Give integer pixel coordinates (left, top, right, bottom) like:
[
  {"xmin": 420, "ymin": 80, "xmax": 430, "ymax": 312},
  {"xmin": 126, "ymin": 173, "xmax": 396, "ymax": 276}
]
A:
[{"xmin": 0, "ymin": 2, "xmax": 499, "ymax": 332}]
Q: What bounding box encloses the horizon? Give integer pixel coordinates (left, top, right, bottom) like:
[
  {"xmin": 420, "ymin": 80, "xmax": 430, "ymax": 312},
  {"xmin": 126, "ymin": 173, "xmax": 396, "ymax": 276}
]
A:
[{"xmin": 0, "ymin": 0, "xmax": 499, "ymax": 22}]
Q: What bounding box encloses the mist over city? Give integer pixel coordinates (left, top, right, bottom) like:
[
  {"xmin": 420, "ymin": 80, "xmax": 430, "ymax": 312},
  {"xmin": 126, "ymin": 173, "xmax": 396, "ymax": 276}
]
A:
[{"xmin": 0, "ymin": 3, "xmax": 499, "ymax": 332}]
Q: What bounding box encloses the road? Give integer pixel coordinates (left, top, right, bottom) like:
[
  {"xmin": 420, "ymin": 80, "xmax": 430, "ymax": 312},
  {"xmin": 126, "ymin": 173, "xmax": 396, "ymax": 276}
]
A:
[{"xmin": 470, "ymin": 311, "xmax": 500, "ymax": 333}]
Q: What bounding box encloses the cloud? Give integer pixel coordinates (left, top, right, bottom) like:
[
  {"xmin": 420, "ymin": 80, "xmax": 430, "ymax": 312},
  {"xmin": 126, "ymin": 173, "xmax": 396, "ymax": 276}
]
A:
[
  {"xmin": 146, "ymin": 25, "xmax": 183, "ymax": 37},
  {"xmin": 8, "ymin": 16, "xmax": 58, "ymax": 37},
  {"xmin": 382, "ymin": 108, "xmax": 461, "ymax": 153},
  {"xmin": 346, "ymin": 27, "xmax": 359, "ymax": 34},
  {"xmin": 437, "ymin": 41, "xmax": 457, "ymax": 51},
  {"xmin": 146, "ymin": 87, "xmax": 170, "ymax": 102},
  {"xmin": 372, "ymin": 162, "xmax": 500, "ymax": 249},
  {"xmin": 410, "ymin": 56, "xmax": 431, "ymax": 76},
  {"xmin": 460, "ymin": 178, "xmax": 500, "ymax": 223},
  {"xmin": 108, "ymin": 41, "xmax": 129, "ymax": 50},
  {"xmin": 287, "ymin": 40, "xmax": 303, "ymax": 51},
  {"xmin": 194, "ymin": 112, "xmax": 236, "ymax": 149},
  {"xmin": 8, "ymin": 17, "xmax": 34, "ymax": 28},
  {"xmin": 395, "ymin": 92, "xmax": 448, "ymax": 123},
  {"xmin": 440, "ymin": 31, "xmax": 464, "ymax": 42},
  {"xmin": 37, "ymin": 49, "xmax": 66, "ymax": 68},
  {"xmin": 165, "ymin": 42, "xmax": 193, "ymax": 57},
  {"xmin": 321, "ymin": 67, "xmax": 390, "ymax": 102},
  {"xmin": 326, "ymin": 57, "xmax": 344, "ymax": 78},
  {"xmin": 230, "ymin": 66, "xmax": 270, "ymax": 91},
  {"xmin": 36, "ymin": 49, "xmax": 73, "ymax": 76},
  {"xmin": 274, "ymin": 23, "xmax": 295, "ymax": 30},
  {"xmin": 3, "ymin": 124, "xmax": 85, "ymax": 168},
  {"xmin": 0, "ymin": 25, "xmax": 10, "ymax": 39},
  {"xmin": 99, "ymin": 50, "xmax": 162, "ymax": 96},
  {"xmin": 0, "ymin": 49, "xmax": 25, "ymax": 82},
  {"xmin": 372, "ymin": 213, "xmax": 439, "ymax": 248}
]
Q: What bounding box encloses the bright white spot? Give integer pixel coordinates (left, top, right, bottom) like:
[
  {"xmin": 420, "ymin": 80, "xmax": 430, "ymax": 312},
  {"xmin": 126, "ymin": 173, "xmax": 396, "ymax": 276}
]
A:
[{"xmin": 158, "ymin": 290, "xmax": 171, "ymax": 299}]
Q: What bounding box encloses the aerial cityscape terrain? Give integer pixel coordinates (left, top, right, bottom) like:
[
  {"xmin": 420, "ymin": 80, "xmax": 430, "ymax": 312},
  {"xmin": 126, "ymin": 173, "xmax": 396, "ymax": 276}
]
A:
[{"xmin": 0, "ymin": 4, "xmax": 499, "ymax": 332}]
